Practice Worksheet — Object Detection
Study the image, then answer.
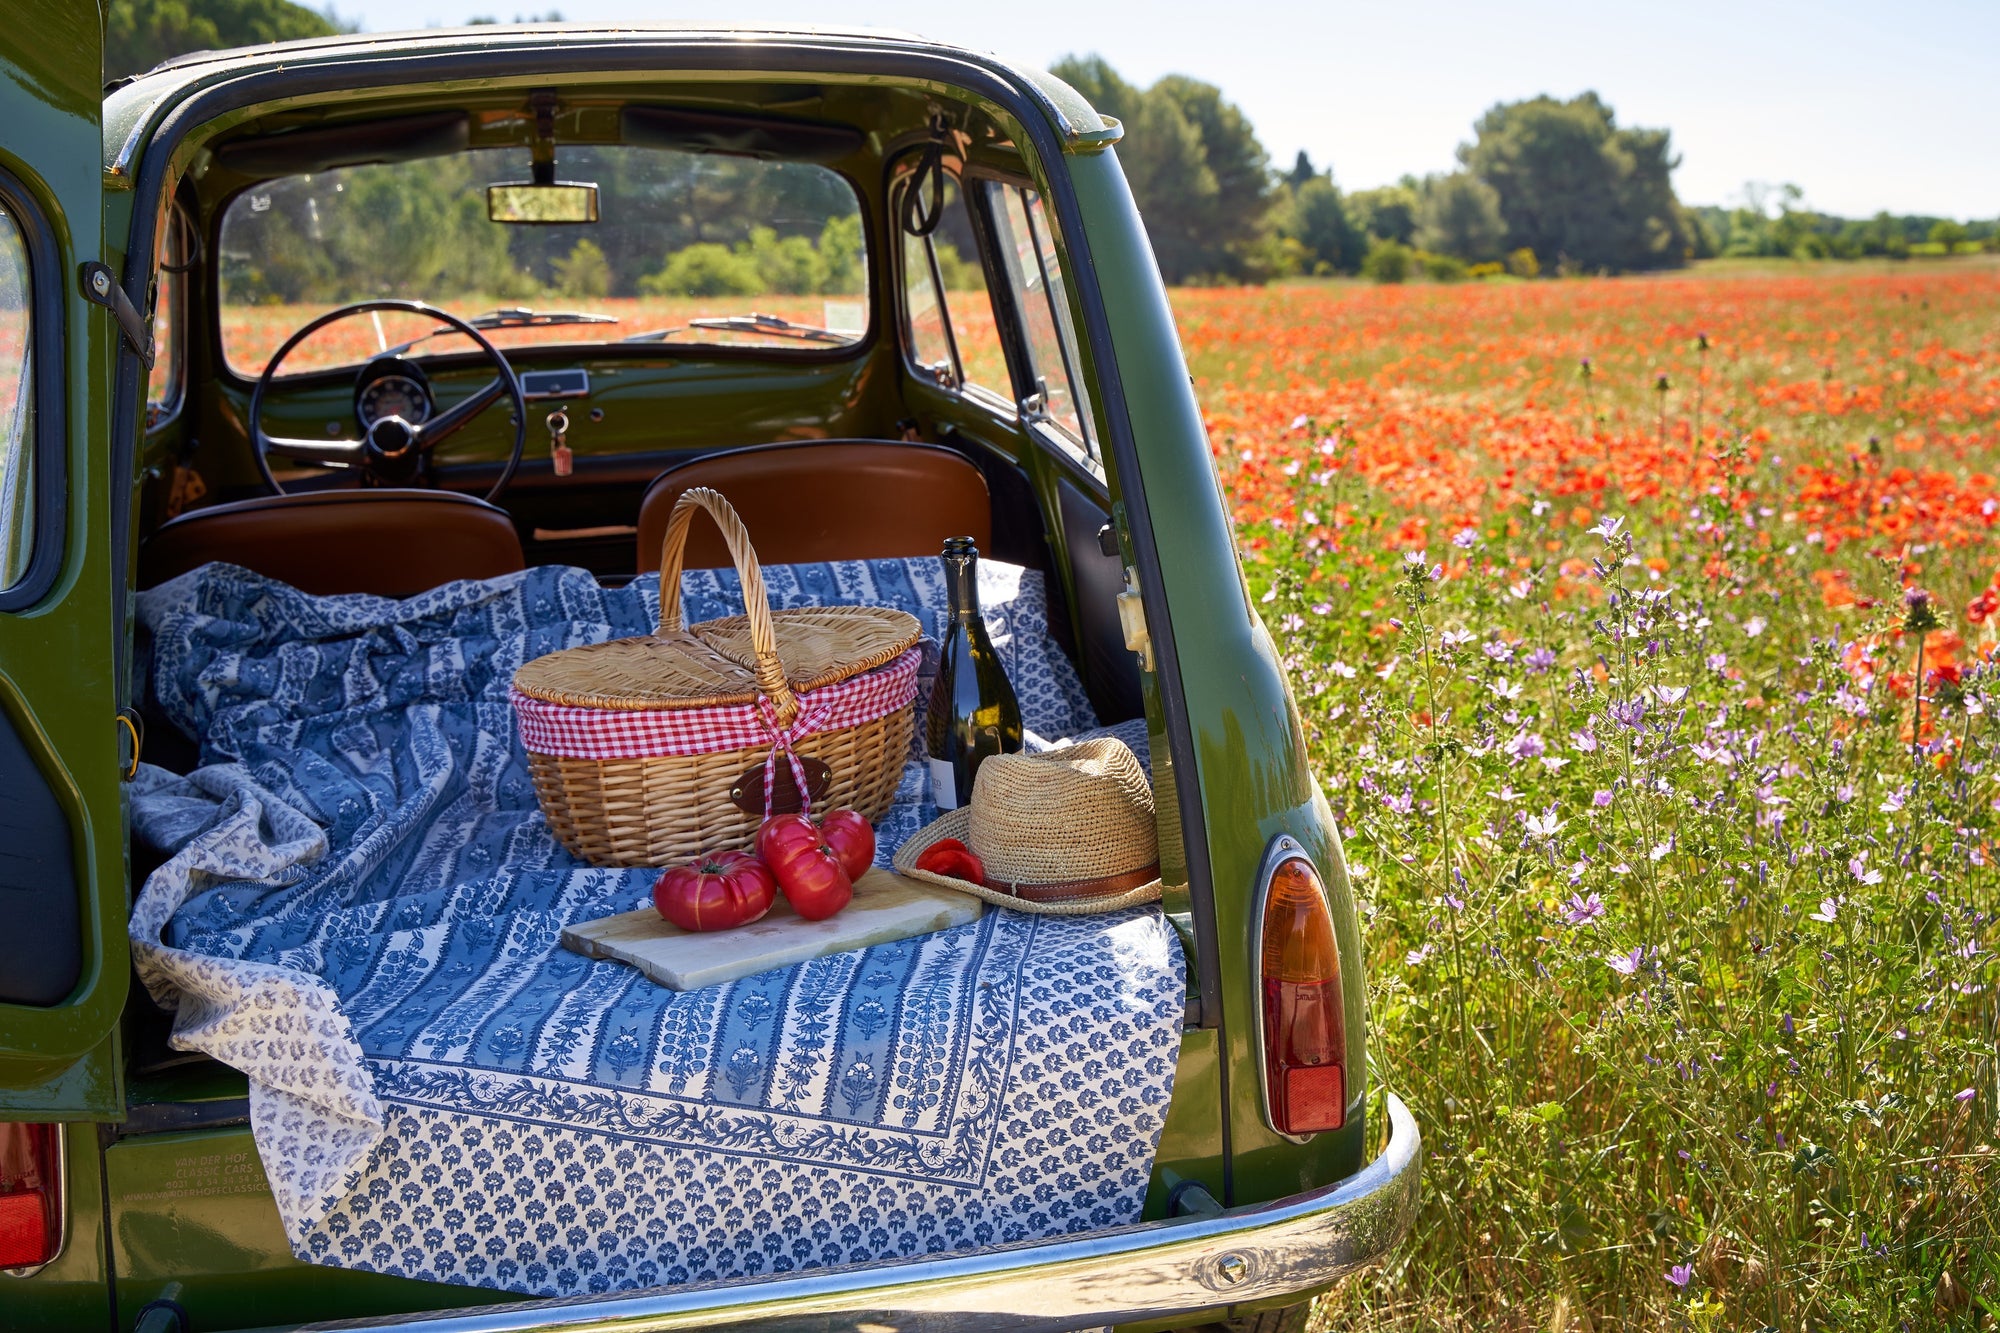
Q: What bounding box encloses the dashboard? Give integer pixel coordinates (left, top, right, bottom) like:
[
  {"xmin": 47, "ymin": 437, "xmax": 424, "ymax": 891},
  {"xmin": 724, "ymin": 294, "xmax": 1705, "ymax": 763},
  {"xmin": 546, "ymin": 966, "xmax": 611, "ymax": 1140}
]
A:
[
  {"xmin": 352, "ymin": 359, "xmax": 593, "ymax": 431},
  {"xmin": 354, "ymin": 358, "xmax": 434, "ymax": 429}
]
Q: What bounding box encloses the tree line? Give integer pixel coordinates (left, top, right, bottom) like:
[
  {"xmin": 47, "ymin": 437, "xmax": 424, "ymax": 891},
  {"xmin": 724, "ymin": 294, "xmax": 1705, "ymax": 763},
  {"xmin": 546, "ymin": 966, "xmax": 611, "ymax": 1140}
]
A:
[
  {"xmin": 1055, "ymin": 55, "xmax": 1999, "ymax": 285},
  {"xmin": 108, "ymin": 3, "xmax": 1998, "ymax": 293},
  {"xmin": 1056, "ymin": 58, "xmax": 1698, "ymax": 283}
]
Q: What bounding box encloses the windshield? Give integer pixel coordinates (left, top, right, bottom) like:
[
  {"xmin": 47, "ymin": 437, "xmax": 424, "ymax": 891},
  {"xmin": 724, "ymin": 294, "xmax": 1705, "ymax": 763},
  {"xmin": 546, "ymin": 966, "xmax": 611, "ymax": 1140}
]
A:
[{"xmin": 218, "ymin": 146, "xmax": 869, "ymax": 376}]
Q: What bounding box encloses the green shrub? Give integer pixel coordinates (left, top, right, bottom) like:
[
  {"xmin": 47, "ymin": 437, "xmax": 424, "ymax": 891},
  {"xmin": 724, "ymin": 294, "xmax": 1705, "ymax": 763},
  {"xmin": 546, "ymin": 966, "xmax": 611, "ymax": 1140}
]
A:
[
  {"xmin": 550, "ymin": 238, "xmax": 610, "ymax": 299},
  {"xmin": 1419, "ymin": 251, "xmax": 1468, "ymax": 282},
  {"xmin": 740, "ymin": 227, "xmax": 827, "ymax": 296},
  {"xmin": 933, "ymin": 238, "xmax": 980, "ymax": 292},
  {"xmin": 816, "ymin": 215, "xmax": 865, "ymax": 295},
  {"xmin": 1362, "ymin": 238, "xmax": 1413, "ymax": 284},
  {"xmin": 1466, "ymin": 261, "xmax": 1505, "ymax": 279},
  {"xmin": 638, "ymin": 243, "xmax": 762, "ymax": 298},
  {"xmin": 1506, "ymin": 246, "xmax": 1541, "ymax": 278}
]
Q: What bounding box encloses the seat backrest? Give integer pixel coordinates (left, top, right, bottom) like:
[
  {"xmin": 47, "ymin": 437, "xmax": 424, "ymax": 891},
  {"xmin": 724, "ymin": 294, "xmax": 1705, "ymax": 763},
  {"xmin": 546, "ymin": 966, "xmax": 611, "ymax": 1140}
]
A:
[
  {"xmin": 140, "ymin": 489, "xmax": 526, "ymax": 598},
  {"xmin": 634, "ymin": 440, "xmax": 993, "ymax": 573}
]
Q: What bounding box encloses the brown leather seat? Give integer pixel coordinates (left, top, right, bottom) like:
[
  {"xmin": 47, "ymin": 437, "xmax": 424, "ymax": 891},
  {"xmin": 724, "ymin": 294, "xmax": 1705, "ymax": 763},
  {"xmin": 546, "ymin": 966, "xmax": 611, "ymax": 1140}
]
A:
[
  {"xmin": 140, "ymin": 489, "xmax": 526, "ymax": 598},
  {"xmin": 635, "ymin": 440, "xmax": 993, "ymax": 573}
]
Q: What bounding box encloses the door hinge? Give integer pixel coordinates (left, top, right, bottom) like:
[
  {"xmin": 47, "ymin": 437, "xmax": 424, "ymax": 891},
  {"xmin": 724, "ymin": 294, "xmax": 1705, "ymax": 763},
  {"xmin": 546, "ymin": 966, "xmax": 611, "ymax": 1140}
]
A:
[
  {"xmin": 80, "ymin": 262, "xmax": 155, "ymax": 367},
  {"xmin": 1116, "ymin": 566, "xmax": 1155, "ymax": 673}
]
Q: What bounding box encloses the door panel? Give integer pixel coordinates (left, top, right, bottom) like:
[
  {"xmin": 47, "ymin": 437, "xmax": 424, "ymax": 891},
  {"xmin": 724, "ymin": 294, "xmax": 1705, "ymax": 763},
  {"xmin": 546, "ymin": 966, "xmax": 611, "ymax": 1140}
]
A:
[
  {"xmin": 0, "ymin": 699, "xmax": 81, "ymax": 1005},
  {"xmin": 0, "ymin": 0, "xmax": 130, "ymax": 1116},
  {"xmin": 1055, "ymin": 475, "xmax": 1143, "ymax": 724}
]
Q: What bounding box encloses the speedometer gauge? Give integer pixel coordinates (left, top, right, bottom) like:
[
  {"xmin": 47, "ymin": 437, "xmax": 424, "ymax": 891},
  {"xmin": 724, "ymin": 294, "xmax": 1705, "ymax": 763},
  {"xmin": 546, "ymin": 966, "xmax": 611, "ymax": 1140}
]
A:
[{"xmin": 357, "ymin": 374, "xmax": 433, "ymax": 428}]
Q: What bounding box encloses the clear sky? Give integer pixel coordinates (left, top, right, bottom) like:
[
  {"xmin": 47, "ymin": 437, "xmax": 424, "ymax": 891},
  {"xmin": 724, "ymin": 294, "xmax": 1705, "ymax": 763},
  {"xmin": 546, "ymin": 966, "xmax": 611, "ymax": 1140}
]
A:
[{"xmin": 325, "ymin": 0, "xmax": 1999, "ymax": 220}]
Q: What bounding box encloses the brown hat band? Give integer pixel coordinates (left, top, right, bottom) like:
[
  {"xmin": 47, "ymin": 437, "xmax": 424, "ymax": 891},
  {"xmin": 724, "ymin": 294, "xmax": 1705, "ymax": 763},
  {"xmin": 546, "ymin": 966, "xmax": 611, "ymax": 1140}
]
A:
[{"xmin": 987, "ymin": 862, "xmax": 1162, "ymax": 905}]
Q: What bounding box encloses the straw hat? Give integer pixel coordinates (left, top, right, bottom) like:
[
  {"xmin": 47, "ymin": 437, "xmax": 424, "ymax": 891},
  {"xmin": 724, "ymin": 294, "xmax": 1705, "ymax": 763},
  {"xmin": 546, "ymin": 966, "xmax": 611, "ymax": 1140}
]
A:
[{"xmin": 894, "ymin": 738, "xmax": 1163, "ymax": 915}]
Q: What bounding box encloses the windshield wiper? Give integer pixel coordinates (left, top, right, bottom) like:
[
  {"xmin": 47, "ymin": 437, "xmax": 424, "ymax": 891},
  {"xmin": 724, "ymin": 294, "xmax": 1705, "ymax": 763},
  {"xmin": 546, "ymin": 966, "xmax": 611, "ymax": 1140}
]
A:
[
  {"xmin": 619, "ymin": 312, "xmax": 851, "ymax": 346},
  {"xmin": 381, "ymin": 307, "xmax": 619, "ymax": 356}
]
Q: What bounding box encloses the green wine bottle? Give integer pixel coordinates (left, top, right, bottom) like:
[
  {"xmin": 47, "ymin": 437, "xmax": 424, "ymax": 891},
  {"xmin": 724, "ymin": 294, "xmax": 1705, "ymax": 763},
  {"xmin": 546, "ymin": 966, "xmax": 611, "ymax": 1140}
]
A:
[{"xmin": 925, "ymin": 536, "xmax": 1023, "ymax": 809}]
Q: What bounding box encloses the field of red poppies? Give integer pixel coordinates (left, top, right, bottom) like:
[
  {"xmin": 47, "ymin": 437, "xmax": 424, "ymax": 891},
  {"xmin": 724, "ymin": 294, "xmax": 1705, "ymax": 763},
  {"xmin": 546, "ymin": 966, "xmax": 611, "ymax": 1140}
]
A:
[{"xmin": 1198, "ymin": 261, "xmax": 2000, "ymax": 1329}]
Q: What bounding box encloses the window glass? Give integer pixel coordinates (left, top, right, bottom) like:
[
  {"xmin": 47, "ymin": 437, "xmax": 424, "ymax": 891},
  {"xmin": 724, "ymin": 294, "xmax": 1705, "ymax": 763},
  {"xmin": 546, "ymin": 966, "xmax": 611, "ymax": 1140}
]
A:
[
  {"xmin": 902, "ymin": 224, "xmax": 954, "ymax": 384},
  {"xmin": 218, "ymin": 147, "xmax": 869, "ymax": 375},
  {"xmin": 148, "ymin": 203, "xmax": 189, "ymax": 426},
  {"xmin": 932, "ymin": 179, "xmax": 1008, "ymax": 396},
  {"xmin": 0, "ymin": 210, "xmax": 33, "ymax": 590},
  {"xmin": 988, "ymin": 183, "xmax": 1097, "ymax": 469},
  {"xmin": 1021, "ymin": 189, "xmax": 1097, "ymax": 454}
]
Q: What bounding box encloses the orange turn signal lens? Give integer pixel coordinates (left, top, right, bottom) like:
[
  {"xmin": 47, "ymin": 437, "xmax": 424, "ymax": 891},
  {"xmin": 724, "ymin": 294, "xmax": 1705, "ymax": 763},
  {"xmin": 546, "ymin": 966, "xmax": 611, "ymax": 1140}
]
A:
[{"xmin": 1258, "ymin": 854, "xmax": 1347, "ymax": 1135}]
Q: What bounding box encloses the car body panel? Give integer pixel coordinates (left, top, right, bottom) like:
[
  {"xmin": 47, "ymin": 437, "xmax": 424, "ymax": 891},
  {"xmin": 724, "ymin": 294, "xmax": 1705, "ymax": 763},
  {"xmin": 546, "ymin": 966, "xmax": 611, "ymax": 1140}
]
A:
[{"xmin": 1061, "ymin": 150, "xmax": 1370, "ymax": 1199}]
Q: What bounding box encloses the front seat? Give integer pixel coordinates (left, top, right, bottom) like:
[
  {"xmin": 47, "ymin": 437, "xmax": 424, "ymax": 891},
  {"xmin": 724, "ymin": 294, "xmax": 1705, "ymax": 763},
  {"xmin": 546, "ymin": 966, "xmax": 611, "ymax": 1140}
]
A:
[
  {"xmin": 140, "ymin": 489, "xmax": 526, "ymax": 598},
  {"xmin": 634, "ymin": 440, "xmax": 992, "ymax": 573}
]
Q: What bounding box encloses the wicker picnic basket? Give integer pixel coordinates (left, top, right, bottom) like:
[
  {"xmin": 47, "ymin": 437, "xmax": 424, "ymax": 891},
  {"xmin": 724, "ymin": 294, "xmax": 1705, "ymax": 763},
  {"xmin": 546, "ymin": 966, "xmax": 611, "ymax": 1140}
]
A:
[{"xmin": 511, "ymin": 487, "xmax": 923, "ymax": 867}]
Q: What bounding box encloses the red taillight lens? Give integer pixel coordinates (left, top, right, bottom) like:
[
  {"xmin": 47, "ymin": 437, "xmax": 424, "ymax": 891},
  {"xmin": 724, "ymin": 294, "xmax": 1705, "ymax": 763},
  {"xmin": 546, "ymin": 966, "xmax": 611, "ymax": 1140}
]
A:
[
  {"xmin": 1259, "ymin": 856, "xmax": 1347, "ymax": 1135},
  {"xmin": 0, "ymin": 1123, "xmax": 61, "ymax": 1270}
]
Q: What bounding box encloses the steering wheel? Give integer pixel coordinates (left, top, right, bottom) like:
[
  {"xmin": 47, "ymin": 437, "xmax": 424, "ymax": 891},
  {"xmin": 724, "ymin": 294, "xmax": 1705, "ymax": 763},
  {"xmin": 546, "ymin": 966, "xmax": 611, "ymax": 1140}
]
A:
[{"xmin": 248, "ymin": 299, "xmax": 528, "ymax": 503}]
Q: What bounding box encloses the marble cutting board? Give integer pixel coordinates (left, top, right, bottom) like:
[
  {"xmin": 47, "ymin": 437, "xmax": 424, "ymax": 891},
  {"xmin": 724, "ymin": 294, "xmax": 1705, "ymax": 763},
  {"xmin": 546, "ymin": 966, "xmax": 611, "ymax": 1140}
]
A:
[{"xmin": 560, "ymin": 867, "xmax": 983, "ymax": 991}]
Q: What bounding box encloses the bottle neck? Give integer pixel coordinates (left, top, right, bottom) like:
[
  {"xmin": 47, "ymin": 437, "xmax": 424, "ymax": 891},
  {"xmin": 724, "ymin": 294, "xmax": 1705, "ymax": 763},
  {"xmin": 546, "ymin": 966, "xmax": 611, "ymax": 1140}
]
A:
[{"xmin": 943, "ymin": 554, "xmax": 981, "ymax": 623}]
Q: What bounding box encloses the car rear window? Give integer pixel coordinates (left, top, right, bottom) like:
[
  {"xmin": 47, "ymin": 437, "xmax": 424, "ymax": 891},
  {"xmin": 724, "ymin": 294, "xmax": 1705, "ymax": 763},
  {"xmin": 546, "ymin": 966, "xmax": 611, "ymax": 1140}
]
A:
[{"xmin": 218, "ymin": 146, "xmax": 869, "ymax": 377}]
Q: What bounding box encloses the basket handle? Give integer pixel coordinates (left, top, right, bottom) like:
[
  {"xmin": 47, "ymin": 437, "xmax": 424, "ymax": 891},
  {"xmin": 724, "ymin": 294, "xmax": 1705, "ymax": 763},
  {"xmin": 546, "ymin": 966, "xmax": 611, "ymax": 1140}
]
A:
[{"xmin": 657, "ymin": 487, "xmax": 800, "ymax": 727}]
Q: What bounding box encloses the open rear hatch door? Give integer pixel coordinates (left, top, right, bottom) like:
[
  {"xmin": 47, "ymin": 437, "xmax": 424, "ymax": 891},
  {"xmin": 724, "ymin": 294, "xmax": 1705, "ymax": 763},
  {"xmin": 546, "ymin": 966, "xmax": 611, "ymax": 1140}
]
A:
[{"xmin": 0, "ymin": 2, "xmax": 132, "ymax": 1118}]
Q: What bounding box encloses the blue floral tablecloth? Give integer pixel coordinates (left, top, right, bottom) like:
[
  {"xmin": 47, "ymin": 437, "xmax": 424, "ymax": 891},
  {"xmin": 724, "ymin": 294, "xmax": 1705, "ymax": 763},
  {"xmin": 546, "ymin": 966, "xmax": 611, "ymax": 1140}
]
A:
[{"xmin": 128, "ymin": 559, "xmax": 1183, "ymax": 1298}]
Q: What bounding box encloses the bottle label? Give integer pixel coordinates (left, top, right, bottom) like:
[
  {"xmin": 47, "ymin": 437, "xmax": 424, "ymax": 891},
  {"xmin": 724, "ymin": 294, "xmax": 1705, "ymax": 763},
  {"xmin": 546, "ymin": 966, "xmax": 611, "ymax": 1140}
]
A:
[{"xmin": 928, "ymin": 757, "xmax": 959, "ymax": 810}]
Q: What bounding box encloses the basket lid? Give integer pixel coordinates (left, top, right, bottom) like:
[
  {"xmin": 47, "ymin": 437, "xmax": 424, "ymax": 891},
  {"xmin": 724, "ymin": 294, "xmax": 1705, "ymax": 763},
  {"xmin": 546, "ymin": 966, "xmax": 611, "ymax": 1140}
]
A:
[
  {"xmin": 512, "ymin": 606, "xmax": 921, "ymax": 710},
  {"xmin": 511, "ymin": 487, "xmax": 922, "ymax": 715}
]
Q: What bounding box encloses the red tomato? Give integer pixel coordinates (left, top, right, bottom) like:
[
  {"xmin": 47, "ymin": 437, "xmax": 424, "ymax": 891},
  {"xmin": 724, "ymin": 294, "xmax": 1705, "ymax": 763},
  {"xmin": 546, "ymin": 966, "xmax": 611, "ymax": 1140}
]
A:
[
  {"xmin": 756, "ymin": 813, "xmax": 854, "ymax": 921},
  {"xmin": 914, "ymin": 838, "xmax": 986, "ymax": 885},
  {"xmin": 817, "ymin": 808, "xmax": 876, "ymax": 880},
  {"xmin": 652, "ymin": 850, "xmax": 777, "ymax": 932}
]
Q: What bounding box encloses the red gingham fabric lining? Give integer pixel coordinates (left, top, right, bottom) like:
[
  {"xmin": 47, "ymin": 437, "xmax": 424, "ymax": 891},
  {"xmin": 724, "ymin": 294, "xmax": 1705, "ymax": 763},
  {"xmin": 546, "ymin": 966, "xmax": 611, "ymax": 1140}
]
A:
[{"xmin": 511, "ymin": 647, "xmax": 921, "ymax": 761}]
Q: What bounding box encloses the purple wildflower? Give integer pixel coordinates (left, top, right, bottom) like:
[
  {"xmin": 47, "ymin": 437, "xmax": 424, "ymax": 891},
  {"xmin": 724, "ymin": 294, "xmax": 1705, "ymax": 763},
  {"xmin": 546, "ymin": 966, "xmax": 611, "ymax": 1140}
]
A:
[
  {"xmin": 1563, "ymin": 892, "xmax": 1606, "ymax": 925},
  {"xmin": 1665, "ymin": 1263, "xmax": 1693, "ymax": 1288},
  {"xmin": 1605, "ymin": 947, "xmax": 1650, "ymax": 976}
]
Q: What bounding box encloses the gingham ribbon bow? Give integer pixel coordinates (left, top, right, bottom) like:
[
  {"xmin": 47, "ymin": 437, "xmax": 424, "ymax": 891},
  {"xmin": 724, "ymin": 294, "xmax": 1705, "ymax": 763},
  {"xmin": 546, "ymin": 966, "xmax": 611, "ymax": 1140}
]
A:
[{"xmin": 752, "ymin": 691, "xmax": 842, "ymax": 817}]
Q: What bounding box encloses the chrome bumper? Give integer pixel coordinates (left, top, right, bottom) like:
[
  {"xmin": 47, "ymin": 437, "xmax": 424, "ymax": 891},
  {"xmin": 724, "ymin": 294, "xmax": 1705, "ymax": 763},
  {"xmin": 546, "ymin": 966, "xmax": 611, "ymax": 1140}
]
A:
[{"xmin": 284, "ymin": 1094, "xmax": 1419, "ymax": 1333}]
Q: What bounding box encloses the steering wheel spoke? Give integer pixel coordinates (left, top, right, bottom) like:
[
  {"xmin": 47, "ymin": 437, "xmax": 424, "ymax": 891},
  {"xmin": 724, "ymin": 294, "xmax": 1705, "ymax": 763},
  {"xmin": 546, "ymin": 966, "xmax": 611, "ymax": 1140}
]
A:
[
  {"xmin": 250, "ymin": 299, "xmax": 527, "ymax": 503},
  {"xmin": 416, "ymin": 376, "xmax": 508, "ymax": 449},
  {"xmin": 261, "ymin": 434, "xmax": 368, "ymax": 467}
]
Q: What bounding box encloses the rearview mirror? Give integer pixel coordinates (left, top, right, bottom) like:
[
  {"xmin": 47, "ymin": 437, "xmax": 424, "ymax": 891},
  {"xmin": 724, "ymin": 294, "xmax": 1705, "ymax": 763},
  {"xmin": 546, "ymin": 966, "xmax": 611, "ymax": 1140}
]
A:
[{"xmin": 486, "ymin": 182, "xmax": 600, "ymax": 224}]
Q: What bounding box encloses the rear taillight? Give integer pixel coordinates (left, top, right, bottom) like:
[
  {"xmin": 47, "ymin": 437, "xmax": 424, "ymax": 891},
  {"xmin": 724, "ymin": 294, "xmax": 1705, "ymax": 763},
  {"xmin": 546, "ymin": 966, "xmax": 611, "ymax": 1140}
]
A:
[
  {"xmin": 1256, "ymin": 842, "xmax": 1347, "ymax": 1138},
  {"xmin": 0, "ymin": 1122, "xmax": 62, "ymax": 1271}
]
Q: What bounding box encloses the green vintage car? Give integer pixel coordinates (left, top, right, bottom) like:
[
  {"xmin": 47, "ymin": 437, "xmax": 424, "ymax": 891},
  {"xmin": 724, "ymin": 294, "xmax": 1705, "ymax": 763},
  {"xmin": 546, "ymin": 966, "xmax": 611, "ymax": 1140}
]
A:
[{"xmin": 0, "ymin": 15, "xmax": 1417, "ymax": 1332}]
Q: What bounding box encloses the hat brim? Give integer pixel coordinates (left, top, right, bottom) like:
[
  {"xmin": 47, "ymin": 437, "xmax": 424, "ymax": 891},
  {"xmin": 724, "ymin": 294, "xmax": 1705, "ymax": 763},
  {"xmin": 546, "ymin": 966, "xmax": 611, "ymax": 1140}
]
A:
[{"xmin": 893, "ymin": 807, "xmax": 1164, "ymax": 917}]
